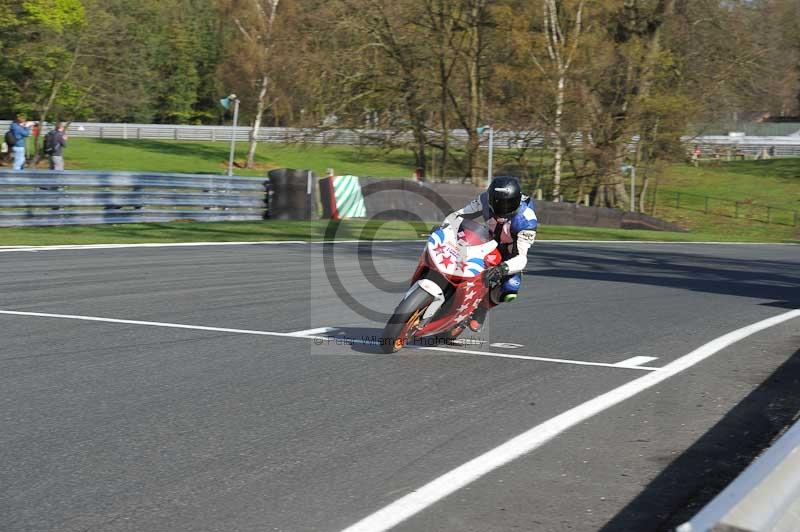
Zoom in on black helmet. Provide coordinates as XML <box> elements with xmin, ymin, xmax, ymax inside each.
<box><xmin>487</xmin><ymin>176</ymin><xmax>522</xmax><ymax>218</ymax></box>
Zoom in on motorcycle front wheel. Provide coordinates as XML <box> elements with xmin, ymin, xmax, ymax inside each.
<box><xmin>380</xmin><ymin>287</ymin><xmax>434</xmax><ymax>354</ymax></box>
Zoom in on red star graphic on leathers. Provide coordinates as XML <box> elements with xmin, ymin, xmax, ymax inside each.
<box><xmin>433</xmin><ymin>243</ymin><xmax>446</xmax><ymax>255</ymax></box>
<box><xmin>439</xmin><ymin>255</ymin><xmax>453</xmax><ymax>268</ymax></box>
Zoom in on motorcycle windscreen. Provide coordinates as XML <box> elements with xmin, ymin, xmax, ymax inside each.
<box><xmin>427</xmin><ymin>217</ymin><xmax>497</xmax><ymax>279</ymax></box>
<box><xmin>457</xmin><ymin>217</ymin><xmax>493</xmax><ymax>245</ymax></box>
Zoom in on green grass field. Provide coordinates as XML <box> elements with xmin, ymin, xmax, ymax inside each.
<box><xmin>0</xmin><ymin>219</ymin><xmax>792</xmax><ymax>247</ymax></box>
<box><xmin>1</xmin><ymin>138</ymin><xmax>797</xmax><ymax>244</ymax></box>
<box><xmin>646</xmin><ymin>158</ymin><xmax>799</xmax><ymax>242</ymax></box>
<box><xmin>659</xmin><ymin>158</ymin><xmax>800</xmax><ymax>208</ymax></box>
<box><xmin>56</xmin><ymin>138</ymin><xmax>417</xmax><ymax>178</ymax></box>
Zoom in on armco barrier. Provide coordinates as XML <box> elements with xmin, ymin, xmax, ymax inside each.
<box><xmin>343</xmin><ymin>179</ymin><xmax>684</xmax><ymax>231</ymax></box>
<box><xmin>677</xmin><ymin>418</ymin><xmax>800</xmax><ymax>532</ymax></box>
<box><xmin>358</xmin><ymin>179</ymin><xmax>474</xmax><ymax>222</ymax></box>
<box><xmin>0</xmin><ymin>170</ymin><xmax>269</xmax><ymax>226</ymax></box>
<box><xmin>536</xmin><ymin>200</ymin><xmax>687</xmax><ymax>232</ymax></box>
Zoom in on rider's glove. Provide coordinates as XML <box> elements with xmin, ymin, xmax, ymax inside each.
<box><xmin>483</xmin><ymin>262</ymin><xmax>509</xmax><ymax>288</ymax></box>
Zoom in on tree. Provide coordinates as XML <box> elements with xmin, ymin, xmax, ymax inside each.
<box><xmin>448</xmin><ymin>0</ymin><xmax>493</xmax><ymax>182</ymax></box>
<box><xmin>0</xmin><ymin>0</ymin><xmax>87</xmax><ymax>124</ymax></box>
<box><xmin>573</xmin><ymin>0</ymin><xmax>681</xmax><ymax>208</ymax></box>
<box><xmin>524</xmin><ymin>0</ymin><xmax>585</xmax><ymax>200</ymax></box>
<box><xmin>217</xmin><ymin>0</ymin><xmax>281</xmax><ymax>168</ymax></box>
<box><xmin>419</xmin><ymin>0</ymin><xmax>462</xmax><ymax>178</ymax></box>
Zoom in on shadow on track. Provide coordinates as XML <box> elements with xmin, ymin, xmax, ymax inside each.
<box><xmin>599</xmin><ymin>348</ymin><xmax>800</xmax><ymax>532</ymax></box>
<box><xmin>524</xmin><ymin>245</ymin><xmax>800</xmax><ymax>309</ymax></box>
<box><xmin>314</xmin><ymin>326</ymin><xmax>479</xmax><ymax>355</ymax></box>
<box><xmin>332</xmin><ymin>242</ymin><xmax>799</xmax><ymax>308</ymax></box>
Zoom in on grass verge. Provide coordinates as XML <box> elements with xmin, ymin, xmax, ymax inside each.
<box><xmin>0</xmin><ymin>219</ymin><xmax>794</xmax><ymax>247</ymax></box>
<box><xmin>45</xmin><ymin>138</ymin><xmax>417</xmax><ymax>178</ymax></box>
<box><xmin>3</xmin><ymin>140</ymin><xmax>797</xmax><ymax>244</ymax></box>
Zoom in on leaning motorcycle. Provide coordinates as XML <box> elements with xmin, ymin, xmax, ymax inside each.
<box><xmin>380</xmin><ymin>217</ymin><xmax>502</xmax><ymax>353</ymax></box>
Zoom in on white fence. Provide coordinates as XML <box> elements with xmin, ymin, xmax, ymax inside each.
<box><xmin>0</xmin><ymin>120</ymin><xmax>486</xmax><ymax>145</ymax></box>
<box><xmin>3</xmin><ymin>121</ymin><xmax>800</xmax><ymax>154</ymax></box>
<box><xmin>690</xmin><ymin>135</ymin><xmax>800</xmax><ymax>157</ymax></box>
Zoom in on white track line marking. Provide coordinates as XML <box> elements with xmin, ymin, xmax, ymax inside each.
<box><xmin>614</xmin><ymin>356</ymin><xmax>659</xmax><ymax>368</ymax></box>
<box><xmin>0</xmin><ymin>310</ymin><xmax>652</xmax><ymax>371</ymax></box>
<box><xmin>0</xmin><ymin>241</ymin><xmax>306</xmax><ymax>253</ymax></box>
<box><xmin>339</xmin><ymin>309</ymin><xmax>800</xmax><ymax>532</ymax></box>
<box><xmin>418</xmin><ymin>345</ymin><xmax>659</xmax><ymax>371</ymax></box>
<box><xmin>489</xmin><ymin>342</ymin><xmax>525</xmax><ymax>349</ymax></box>
<box><xmin>0</xmin><ymin>310</ymin><xmax>323</xmax><ymax>340</ymax></box>
<box><xmin>287</xmin><ymin>326</ymin><xmax>340</xmax><ymax>337</ymax></box>
<box><xmin>0</xmin><ymin>240</ymin><xmax>424</xmax><ymax>254</ymax></box>
<box><xmin>0</xmin><ymin>239</ymin><xmax>794</xmax><ymax>254</ymax></box>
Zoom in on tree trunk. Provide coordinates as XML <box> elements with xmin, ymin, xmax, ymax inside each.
<box><xmin>440</xmin><ymin>97</ymin><xmax>449</xmax><ymax>179</ymax></box>
<box><xmin>613</xmin><ymin>179</ymin><xmax>630</xmax><ymax>209</ymax></box>
<box><xmin>650</xmin><ymin>175</ymin><xmax>660</xmax><ymax>216</ymax></box>
<box><xmin>438</xmin><ymin>13</ymin><xmax>450</xmax><ymax>180</ymax></box>
<box><xmin>413</xmin><ymin>121</ymin><xmax>427</xmax><ymax>177</ymax></box>
<box><xmin>464</xmin><ymin>132</ymin><xmax>480</xmax><ymax>184</ymax></box>
<box><xmin>552</xmin><ymin>74</ymin><xmax>565</xmax><ymax>201</ymax></box>
<box><xmin>639</xmin><ymin>175</ymin><xmax>649</xmax><ymax>213</ymax></box>
<box><xmin>466</xmin><ymin>0</ymin><xmax>484</xmax><ymax>183</ymax></box>
<box><xmin>246</xmin><ymin>74</ymin><xmax>269</xmax><ymax>168</ymax></box>
<box><xmin>467</xmin><ymin>64</ymin><xmax>481</xmax><ymax>182</ymax></box>
<box><xmin>33</xmin><ymin>42</ymin><xmax>82</xmax><ymax>165</ymax></box>
<box><xmin>594</xmin><ymin>183</ymin><xmax>606</xmax><ymax>207</ymax></box>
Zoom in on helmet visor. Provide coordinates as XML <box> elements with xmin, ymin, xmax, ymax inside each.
<box><xmin>491</xmin><ymin>197</ymin><xmax>519</xmax><ymax>218</ymax></box>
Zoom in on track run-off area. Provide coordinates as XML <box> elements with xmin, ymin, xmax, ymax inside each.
<box><xmin>1</xmin><ymin>239</ymin><xmax>798</xmax><ymax>532</ymax></box>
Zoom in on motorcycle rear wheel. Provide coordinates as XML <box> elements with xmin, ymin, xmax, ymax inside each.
<box><xmin>380</xmin><ymin>287</ymin><xmax>434</xmax><ymax>353</ymax></box>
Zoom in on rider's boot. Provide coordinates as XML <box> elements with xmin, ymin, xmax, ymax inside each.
<box><xmin>467</xmin><ymin>303</ymin><xmax>490</xmax><ymax>332</ymax></box>
<box><xmin>468</xmin><ymin>291</ymin><xmax>518</xmax><ymax>332</ymax></box>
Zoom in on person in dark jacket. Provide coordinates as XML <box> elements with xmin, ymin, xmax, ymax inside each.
<box><xmin>45</xmin><ymin>123</ymin><xmax>68</xmax><ymax>170</ymax></box>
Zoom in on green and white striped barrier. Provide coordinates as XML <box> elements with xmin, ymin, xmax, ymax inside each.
<box><xmin>330</xmin><ymin>175</ymin><xmax>366</xmax><ymax>219</ymax></box>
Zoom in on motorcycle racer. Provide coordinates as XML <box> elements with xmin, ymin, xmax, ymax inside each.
<box><xmin>441</xmin><ymin>176</ymin><xmax>537</xmax><ymax>332</ymax></box>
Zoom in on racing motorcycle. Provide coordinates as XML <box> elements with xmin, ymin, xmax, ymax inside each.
<box><xmin>380</xmin><ymin>216</ymin><xmax>502</xmax><ymax>353</ymax></box>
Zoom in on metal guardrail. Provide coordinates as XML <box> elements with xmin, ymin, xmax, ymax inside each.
<box><xmin>0</xmin><ymin>170</ymin><xmax>269</xmax><ymax>226</ymax></box>
<box><xmin>677</xmin><ymin>418</ymin><xmax>800</xmax><ymax>532</ymax></box>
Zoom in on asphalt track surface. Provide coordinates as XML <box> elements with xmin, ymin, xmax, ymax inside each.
<box><xmin>1</xmin><ymin>240</ymin><xmax>798</xmax><ymax>532</ymax></box>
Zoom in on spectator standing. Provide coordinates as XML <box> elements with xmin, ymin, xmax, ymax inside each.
<box><xmin>44</xmin><ymin>123</ymin><xmax>68</xmax><ymax>170</ymax></box>
<box><xmin>8</xmin><ymin>114</ymin><xmax>33</xmax><ymax>170</ymax></box>
<box><xmin>691</xmin><ymin>145</ymin><xmax>701</xmax><ymax>167</ymax></box>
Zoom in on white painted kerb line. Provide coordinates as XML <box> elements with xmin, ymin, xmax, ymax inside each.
<box><xmin>614</xmin><ymin>355</ymin><xmax>659</xmax><ymax>368</ymax></box>
<box><xmin>419</xmin><ymin>345</ymin><xmax>660</xmax><ymax>370</ymax></box>
<box><xmin>339</xmin><ymin>309</ymin><xmax>800</xmax><ymax>532</ymax></box>
<box><xmin>0</xmin><ymin>310</ymin><xmax>658</xmax><ymax>371</ymax></box>
<box><xmin>0</xmin><ymin>310</ymin><xmax>329</xmax><ymax>341</ymax></box>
